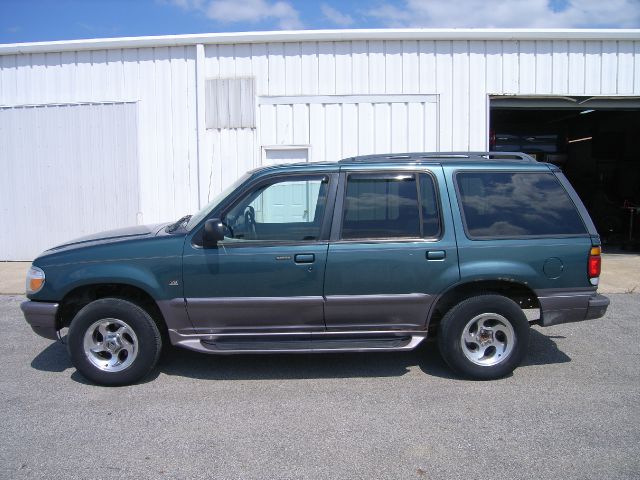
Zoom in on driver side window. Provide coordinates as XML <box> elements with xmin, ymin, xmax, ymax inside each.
<box><xmin>222</xmin><ymin>175</ymin><xmax>329</xmax><ymax>242</ymax></box>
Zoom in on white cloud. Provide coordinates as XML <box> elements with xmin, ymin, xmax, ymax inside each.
<box><xmin>167</xmin><ymin>0</ymin><xmax>303</xmax><ymax>30</ymax></box>
<box><xmin>321</xmin><ymin>3</ymin><xmax>354</xmax><ymax>27</ymax></box>
<box><xmin>366</xmin><ymin>0</ymin><xmax>640</xmax><ymax>28</ymax></box>
<box><xmin>167</xmin><ymin>0</ymin><xmax>205</xmax><ymax>9</ymax></box>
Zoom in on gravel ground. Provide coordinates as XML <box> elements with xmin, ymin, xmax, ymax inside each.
<box><xmin>1</xmin><ymin>294</ymin><xmax>639</xmax><ymax>480</ymax></box>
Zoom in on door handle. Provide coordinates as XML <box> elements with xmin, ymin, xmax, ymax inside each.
<box><xmin>426</xmin><ymin>250</ymin><xmax>446</xmax><ymax>260</ymax></box>
<box><xmin>294</xmin><ymin>253</ymin><xmax>315</xmax><ymax>264</ymax></box>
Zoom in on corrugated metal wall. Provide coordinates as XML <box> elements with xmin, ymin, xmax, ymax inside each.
<box><xmin>202</xmin><ymin>39</ymin><xmax>640</xmax><ymax>191</ymax></box>
<box><xmin>0</xmin><ymin>46</ymin><xmax>200</xmax><ymax>225</ymax></box>
<box><xmin>0</xmin><ymin>102</ymin><xmax>139</xmax><ymax>259</ymax></box>
<box><xmin>1</xmin><ymin>37</ymin><xmax>639</xmax><ymax>259</ymax></box>
<box><xmin>257</xmin><ymin>95</ymin><xmax>439</xmax><ymax>160</ymax></box>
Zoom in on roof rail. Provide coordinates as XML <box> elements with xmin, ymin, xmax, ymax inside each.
<box><xmin>339</xmin><ymin>151</ymin><xmax>538</xmax><ymax>163</ymax></box>
<box><xmin>422</xmin><ymin>151</ymin><xmax>537</xmax><ymax>161</ymax></box>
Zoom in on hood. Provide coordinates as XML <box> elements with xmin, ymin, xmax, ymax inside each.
<box><xmin>45</xmin><ymin>223</ymin><xmax>168</xmax><ymax>253</ymax></box>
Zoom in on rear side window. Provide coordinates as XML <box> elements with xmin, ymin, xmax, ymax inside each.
<box><xmin>341</xmin><ymin>172</ymin><xmax>442</xmax><ymax>240</ymax></box>
<box><xmin>456</xmin><ymin>172</ymin><xmax>586</xmax><ymax>238</ymax></box>
<box><xmin>342</xmin><ymin>174</ymin><xmax>420</xmax><ymax>239</ymax></box>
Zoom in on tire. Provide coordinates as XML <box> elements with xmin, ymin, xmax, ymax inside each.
<box><xmin>67</xmin><ymin>298</ymin><xmax>162</xmax><ymax>386</ymax></box>
<box><xmin>437</xmin><ymin>295</ymin><xmax>529</xmax><ymax>380</ymax></box>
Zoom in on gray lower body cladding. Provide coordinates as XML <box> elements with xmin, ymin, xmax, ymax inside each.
<box><xmin>181</xmin><ymin>294</ymin><xmax>433</xmax><ymax>332</ymax></box>
<box><xmin>536</xmin><ymin>288</ymin><xmax>609</xmax><ymax>327</ymax></box>
<box><xmin>22</xmin><ymin>289</ymin><xmax>610</xmax><ymax>345</ymax></box>
<box><xmin>20</xmin><ymin>301</ymin><xmax>59</xmax><ymax>340</ymax></box>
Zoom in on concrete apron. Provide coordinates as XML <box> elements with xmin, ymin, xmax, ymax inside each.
<box><xmin>1</xmin><ymin>254</ymin><xmax>639</xmax><ymax>295</ymax></box>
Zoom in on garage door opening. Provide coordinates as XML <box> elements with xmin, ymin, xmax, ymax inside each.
<box><xmin>490</xmin><ymin>97</ymin><xmax>640</xmax><ymax>249</ymax></box>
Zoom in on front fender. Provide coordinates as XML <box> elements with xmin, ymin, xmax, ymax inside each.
<box><xmin>29</xmin><ymin>256</ymin><xmax>184</xmax><ymax>302</ymax></box>
<box><xmin>28</xmin><ymin>235</ymin><xmax>186</xmax><ymax>302</ymax></box>
<box><xmin>57</xmin><ymin>262</ymin><xmax>164</xmax><ymax>298</ymax></box>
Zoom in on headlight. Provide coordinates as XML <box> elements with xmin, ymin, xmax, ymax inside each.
<box><xmin>26</xmin><ymin>266</ymin><xmax>46</xmax><ymax>294</ymax></box>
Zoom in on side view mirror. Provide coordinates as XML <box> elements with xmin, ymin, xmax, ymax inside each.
<box><xmin>203</xmin><ymin>218</ymin><xmax>225</xmax><ymax>246</ymax></box>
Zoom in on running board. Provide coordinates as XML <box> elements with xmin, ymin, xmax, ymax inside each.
<box><xmin>168</xmin><ymin>330</ymin><xmax>427</xmax><ymax>354</ymax></box>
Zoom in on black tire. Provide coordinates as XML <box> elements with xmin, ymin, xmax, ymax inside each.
<box><xmin>437</xmin><ymin>295</ymin><xmax>529</xmax><ymax>380</ymax></box>
<box><xmin>67</xmin><ymin>298</ymin><xmax>162</xmax><ymax>386</ymax></box>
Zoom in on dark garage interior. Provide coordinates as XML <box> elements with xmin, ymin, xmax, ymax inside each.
<box><xmin>490</xmin><ymin>97</ymin><xmax>640</xmax><ymax>249</ymax></box>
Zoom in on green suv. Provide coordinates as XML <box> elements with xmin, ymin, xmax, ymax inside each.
<box><xmin>21</xmin><ymin>152</ymin><xmax>609</xmax><ymax>385</ymax></box>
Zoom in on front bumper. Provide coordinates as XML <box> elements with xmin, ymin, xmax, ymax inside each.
<box><xmin>20</xmin><ymin>301</ymin><xmax>59</xmax><ymax>340</ymax></box>
<box><xmin>537</xmin><ymin>289</ymin><xmax>610</xmax><ymax>327</ymax></box>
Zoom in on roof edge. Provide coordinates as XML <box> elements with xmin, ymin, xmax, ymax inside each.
<box><xmin>1</xmin><ymin>28</ymin><xmax>639</xmax><ymax>56</ymax></box>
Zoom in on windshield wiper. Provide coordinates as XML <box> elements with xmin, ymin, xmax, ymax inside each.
<box><xmin>165</xmin><ymin>215</ymin><xmax>192</xmax><ymax>233</ymax></box>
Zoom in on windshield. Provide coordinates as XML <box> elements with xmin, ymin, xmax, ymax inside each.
<box><xmin>185</xmin><ymin>173</ymin><xmax>251</xmax><ymax>231</ymax></box>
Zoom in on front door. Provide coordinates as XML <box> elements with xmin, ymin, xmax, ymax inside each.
<box><xmin>182</xmin><ymin>172</ymin><xmax>335</xmax><ymax>333</ymax></box>
<box><xmin>323</xmin><ymin>167</ymin><xmax>460</xmax><ymax>331</ymax></box>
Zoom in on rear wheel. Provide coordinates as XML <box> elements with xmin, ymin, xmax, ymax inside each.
<box><xmin>437</xmin><ymin>295</ymin><xmax>529</xmax><ymax>380</ymax></box>
<box><xmin>67</xmin><ymin>298</ymin><xmax>162</xmax><ymax>386</ymax></box>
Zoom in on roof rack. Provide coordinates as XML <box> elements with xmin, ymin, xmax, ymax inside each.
<box><xmin>339</xmin><ymin>151</ymin><xmax>537</xmax><ymax>163</ymax></box>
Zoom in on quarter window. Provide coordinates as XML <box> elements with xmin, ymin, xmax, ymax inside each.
<box><xmin>456</xmin><ymin>172</ymin><xmax>586</xmax><ymax>238</ymax></box>
<box><xmin>420</xmin><ymin>174</ymin><xmax>441</xmax><ymax>238</ymax></box>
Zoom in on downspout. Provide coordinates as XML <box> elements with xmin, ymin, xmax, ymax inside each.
<box><xmin>195</xmin><ymin>43</ymin><xmax>206</xmax><ymax>209</ymax></box>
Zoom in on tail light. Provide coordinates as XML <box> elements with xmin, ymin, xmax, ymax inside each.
<box><xmin>588</xmin><ymin>246</ymin><xmax>601</xmax><ymax>285</ymax></box>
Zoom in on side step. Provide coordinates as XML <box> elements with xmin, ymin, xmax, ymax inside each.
<box><xmin>169</xmin><ymin>330</ymin><xmax>427</xmax><ymax>354</ymax></box>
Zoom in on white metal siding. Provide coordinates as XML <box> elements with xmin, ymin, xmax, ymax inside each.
<box><xmin>0</xmin><ymin>46</ymin><xmax>200</xmax><ymax>226</ymax></box>
<box><xmin>202</xmin><ymin>40</ymin><xmax>640</xmax><ymax>191</ymax></box>
<box><xmin>0</xmin><ymin>102</ymin><xmax>138</xmax><ymax>260</ymax></box>
<box><xmin>257</xmin><ymin>94</ymin><xmax>438</xmax><ymax>163</ymax></box>
<box><xmin>0</xmin><ymin>34</ymin><xmax>639</xmax><ymax>259</ymax></box>
<box><xmin>200</xmin><ymin>128</ymin><xmax>256</xmax><ymax>205</ymax></box>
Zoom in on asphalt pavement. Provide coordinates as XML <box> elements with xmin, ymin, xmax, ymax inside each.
<box><xmin>1</xmin><ymin>294</ymin><xmax>639</xmax><ymax>480</ymax></box>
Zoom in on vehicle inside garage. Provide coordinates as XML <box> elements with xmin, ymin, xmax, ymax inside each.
<box><xmin>490</xmin><ymin>97</ymin><xmax>640</xmax><ymax>248</ymax></box>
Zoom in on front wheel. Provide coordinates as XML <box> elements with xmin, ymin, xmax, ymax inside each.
<box><xmin>437</xmin><ymin>295</ymin><xmax>530</xmax><ymax>380</ymax></box>
<box><xmin>67</xmin><ymin>298</ymin><xmax>162</xmax><ymax>386</ymax></box>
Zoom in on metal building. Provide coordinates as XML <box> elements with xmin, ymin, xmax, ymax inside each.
<box><xmin>1</xmin><ymin>29</ymin><xmax>639</xmax><ymax>260</ymax></box>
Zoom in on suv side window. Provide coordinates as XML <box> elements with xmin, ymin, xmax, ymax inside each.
<box><xmin>420</xmin><ymin>173</ymin><xmax>441</xmax><ymax>238</ymax></box>
<box><xmin>456</xmin><ymin>171</ymin><xmax>587</xmax><ymax>238</ymax></box>
<box><xmin>342</xmin><ymin>173</ymin><xmax>439</xmax><ymax>240</ymax></box>
<box><xmin>222</xmin><ymin>175</ymin><xmax>329</xmax><ymax>242</ymax></box>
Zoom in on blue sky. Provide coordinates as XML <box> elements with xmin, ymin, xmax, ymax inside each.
<box><xmin>1</xmin><ymin>0</ymin><xmax>639</xmax><ymax>44</ymax></box>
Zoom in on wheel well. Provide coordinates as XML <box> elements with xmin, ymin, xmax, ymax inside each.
<box><xmin>57</xmin><ymin>284</ymin><xmax>167</xmax><ymax>333</ymax></box>
<box><xmin>427</xmin><ymin>280</ymin><xmax>539</xmax><ymax>334</ymax></box>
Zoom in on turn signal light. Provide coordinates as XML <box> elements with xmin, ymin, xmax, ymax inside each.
<box><xmin>29</xmin><ymin>277</ymin><xmax>44</xmax><ymax>292</ymax></box>
<box><xmin>26</xmin><ymin>266</ymin><xmax>46</xmax><ymax>294</ymax></box>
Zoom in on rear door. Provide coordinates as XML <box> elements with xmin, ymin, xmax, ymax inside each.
<box><xmin>323</xmin><ymin>166</ymin><xmax>460</xmax><ymax>331</ymax></box>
